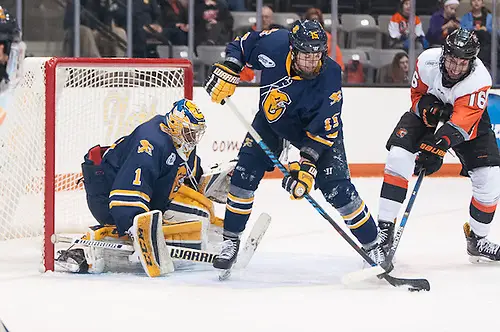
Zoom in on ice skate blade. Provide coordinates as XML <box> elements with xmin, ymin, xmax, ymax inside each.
<box><xmin>218</xmin><ymin>269</ymin><xmax>231</xmax><ymax>281</ymax></box>
<box><xmin>468</xmin><ymin>255</ymin><xmax>499</xmax><ymax>264</ymax></box>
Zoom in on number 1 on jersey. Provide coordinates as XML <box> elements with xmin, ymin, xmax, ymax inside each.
<box><xmin>133</xmin><ymin>168</ymin><xmax>142</xmax><ymax>186</ymax></box>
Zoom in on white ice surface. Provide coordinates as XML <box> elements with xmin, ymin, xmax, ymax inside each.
<box><xmin>1</xmin><ymin>178</ymin><xmax>500</xmax><ymax>332</ymax></box>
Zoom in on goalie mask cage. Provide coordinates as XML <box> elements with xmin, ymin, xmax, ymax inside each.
<box><xmin>0</xmin><ymin>57</ymin><xmax>193</xmax><ymax>272</ymax></box>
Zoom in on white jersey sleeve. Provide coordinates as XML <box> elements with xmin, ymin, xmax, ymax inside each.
<box><xmin>409</xmin><ymin>47</ymin><xmax>492</xmax><ymax>141</ymax></box>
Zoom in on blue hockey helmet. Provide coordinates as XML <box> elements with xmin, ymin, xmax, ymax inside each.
<box><xmin>163</xmin><ymin>98</ymin><xmax>206</xmax><ymax>152</ymax></box>
<box><xmin>289</xmin><ymin>19</ymin><xmax>327</xmax><ymax>79</ymax></box>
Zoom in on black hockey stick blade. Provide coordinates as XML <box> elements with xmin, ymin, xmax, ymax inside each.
<box><xmin>383</xmin><ymin>274</ymin><xmax>430</xmax><ymax>292</ymax></box>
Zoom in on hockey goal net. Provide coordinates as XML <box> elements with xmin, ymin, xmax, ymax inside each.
<box><xmin>0</xmin><ymin>57</ymin><xmax>193</xmax><ymax>272</ymax></box>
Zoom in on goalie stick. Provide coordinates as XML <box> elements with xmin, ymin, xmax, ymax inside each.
<box><xmin>52</xmin><ymin>212</ymin><xmax>271</xmax><ymax>273</ymax></box>
<box><xmin>341</xmin><ymin>170</ymin><xmax>425</xmax><ymax>285</ymax></box>
<box><xmin>225</xmin><ymin>99</ymin><xmax>430</xmax><ymax>292</ymax></box>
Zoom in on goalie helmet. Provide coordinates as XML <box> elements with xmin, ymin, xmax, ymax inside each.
<box><xmin>163</xmin><ymin>99</ymin><xmax>206</xmax><ymax>154</ymax></box>
<box><xmin>289</xmin><ymin>19</ymin><xmax>327</xmax><ymax>79</ymax></box>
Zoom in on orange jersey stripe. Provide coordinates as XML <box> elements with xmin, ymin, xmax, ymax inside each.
<box><xmin>451</xmin><ymin>86</ymin><xmax>490</xmax><ymax>139</ymax></box>
<box><xmin>383</xmin><ymin>173</ymin><xmax>408</xmax><ymax>189</ymax></box>
<box><xmin>471</xmin><ymin>197</ymin><xmax>497</xmax><ymax>214</ymax></box>
<box><xmin>410</xmin><ymin>59</ymin><xmax>429</xmax><ymax>112</ymax></box>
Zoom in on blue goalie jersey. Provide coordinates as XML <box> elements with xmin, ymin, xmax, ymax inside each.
<box><xmin>99</xmin><ymin>115</ymin><xmax>200</xmax><ymax>234</ymax></box>
<box><xmin>226</xmin><ymin>28</ymin><xmax>344</xmax><ymax>160</ymax></box>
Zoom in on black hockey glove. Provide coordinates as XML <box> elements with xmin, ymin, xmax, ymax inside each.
<box><xmin>282</xmin><ymin>160</ymin><xmax>317</xmax><ymax>200</ymax></box>
<box><xmin>418</xmin><ymin>95</ymin><xmax>453</xmax><ymax>128</ymax></box>
<box><xmin>204</xmin><ymin>61</ymin><xmax>241</xmax><ymax>105</ymax></box>
<box><xmin>414</xmin><ymin>137</ymin><xmax>450</xmax><ymax>176</ymax></box>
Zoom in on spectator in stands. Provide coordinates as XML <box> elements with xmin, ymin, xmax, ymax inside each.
<box><xmin>159</xmin><ymin>0</ymin><xmax>189</xmax><ymax>45</ymax></box>
<box><xmin>113</xmin><ymin>0</ymin><xmax>165</xmax><ymax>57</ymax></box>
<box><xmin>426</xmin><ymin>0</ymin><xmax>460</xmax><ymax>46</ymax></box>
<box><xmin>345</xmin><ymin>54</ymin><xmax>365</xmax><ymax>84</ymax></box>
<box><xmin>388</xmin><ymin>0</ymin><xmax>428</xmax><ymax>52</ymax></box>
<box><xmin>460</xmin><ymin>0</ymin><xmax>492</xmax><ymax>69</ymax></box>
<box><xmin>226</xmin><ymin>0</ymin><xmax>246</xmax><ymax>11</ymax></box>
<box><xmin>304</xmin><ymin>7</ymin><xmax>344</xmax><ymax>72</ymax></box>
<box><xmin>195</xmin><ymin>0</ymin><xmax>234</xmax><ymax>46</ymax></box>
<box><xmin>63</xmin><ymin>0</ymin><xmax>125</xmax><ymax>58</ymax></box>
<box><xmin>377</xmin><ymin>52</ymin><xmax>410</xmax><ymax>84</ymax></box>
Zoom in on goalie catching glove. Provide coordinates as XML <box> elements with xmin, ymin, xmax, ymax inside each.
<box><xmin>282</xmin><ymin>160</ymin><xmax>317</xmax><ymax>199</ymax></box>
<box><xmin>204</xmin><ymin>61</ymin><xmax>241</xmax><ymax>105</ymax></box>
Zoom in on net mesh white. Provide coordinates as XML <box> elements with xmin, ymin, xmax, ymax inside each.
<box><xmin>0</xmin><ymin>57</ymin><xmax>189</xmax><ymax>268</ymax></box>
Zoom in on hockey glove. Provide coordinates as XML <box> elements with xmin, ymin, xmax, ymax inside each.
<box><xmin>204</xmin><ymin>62</ymin><xmax>241</xmax><ymax>105</ymax></box>
<box><xmin>418</xmin><ymin>95</ymin><xmax>453</xmax><ymax>127</ymax></box>
<box><xmin>414</xmin><ymin>137</ymin><xmax>450</xmax><ymax>176</ymax></box>
<box><xmin>282</xmin><ymin>160</ymin><xmax>317</xmax><ymax>200</ymax></box>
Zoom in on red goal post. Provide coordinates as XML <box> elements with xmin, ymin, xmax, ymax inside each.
<box><xmin>0</xmin><ymin>57</ymin><xmax>193</xmax><ymax>272</ymax></box>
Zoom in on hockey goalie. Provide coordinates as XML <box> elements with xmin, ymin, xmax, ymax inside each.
<box><xmin>56</xmin><ymin>99</ymin><xmax>238</xmax><ymax>277</ymax></box>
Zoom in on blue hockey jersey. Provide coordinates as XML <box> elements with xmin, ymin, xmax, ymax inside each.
<box><xmin>101</xmin><ymin>115</ymin><xmax>200</xmax><ymax>234</ymax></box>
<box><xmin>226</xmin><ymin>28</ymin><xmax>344</xmax><ymax>161</ymax></box>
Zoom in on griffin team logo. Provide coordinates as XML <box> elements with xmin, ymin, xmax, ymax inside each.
<box><xmin>243</xmin><ymin>137</ymin><xmax>253</xmax><ymax>147</ymax></box>
<box><xmin>396</xmin><ymin>128</ymin><xmax>408</xmax><ymax>138</ymax></box>
<box><xmin>329</xmin><ymin>90</ymin><xmax>342</xmax><ymax>105</ymax></box>
<box><xmin>262</xmin><ymin>89</ymin><xmax>291</xmax><ymax>123</ymax></box>
<box><xmin>137</xmin><ymin>139</ymin><xmax>154</xmax><ymax>156</ymax></box>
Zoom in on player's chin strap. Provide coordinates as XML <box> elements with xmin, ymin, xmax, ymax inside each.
<box><xmin>224</xmin><ymin>98</ymin><xmax>430</xmax><ymax>292</ymax></box>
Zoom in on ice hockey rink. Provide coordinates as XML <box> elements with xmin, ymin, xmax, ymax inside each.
<box><xmin>0</xmin><ymin>177</ymin><xmax>499</xmax><ymax>332</ymax></box>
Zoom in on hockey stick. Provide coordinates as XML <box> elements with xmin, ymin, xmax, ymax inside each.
<box><xmin>225</xmin><ymin>99</ymin><xmax>430</xmax><ymax>291</ymax></box>
<box><xmin>52</xmin><ymin>235</ymin><xmax>219</xmax><ymax>264</ymax></box>
<box><xmin>218</xmin><ymin>212</ymin><xmax>271</xmax><ymax>280</ymax></box>
<box><xmin>52</xmin><ymin>212</ymin><xmax>271</xmax><ymax>271</ymax></box>
<box><xmin>341</xmin><ymin>169</ymin><xmax>425</xmax><ymax>284</ymax></box>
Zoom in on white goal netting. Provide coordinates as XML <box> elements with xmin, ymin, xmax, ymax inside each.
<box><xmin>0</xmin><ymin>57</ymin><xmax>192</xmax><ymax>270</ymax></box>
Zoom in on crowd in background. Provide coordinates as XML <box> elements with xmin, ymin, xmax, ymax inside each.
<box><xmin>59</xmin><ymin>0</ymin><xmax>500</xmax><ymax>85</ymax></box>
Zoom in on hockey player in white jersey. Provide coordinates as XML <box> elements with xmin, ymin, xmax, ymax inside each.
<box><xmin>378</xmin><ymin>28</ymin><xmax>500</xmax><ymax>263</ymax></box>
<box><xmin>0</xmin><ymin>6</ymin><xmax>25</xmax><ymax>125</ymax></box>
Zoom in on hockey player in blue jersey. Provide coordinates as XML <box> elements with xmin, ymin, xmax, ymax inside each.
<box><xmin>56</xmin><ymin>99</ymin><xmax>234</xmax><ymax>277</ymax></box>
<box><xmin>204</xmin><ymin>20</ymin><xmax>389</xmax><ymax>271</ymax></box>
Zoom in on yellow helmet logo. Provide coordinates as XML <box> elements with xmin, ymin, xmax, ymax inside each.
<box><xmin>185</xmin><ymin>100</ymin><xmax>204</xmax><ymax>121</ymax></box>
<box><xmin>292</xmin><ymin>25</ymin><xmax>299</xmax><ymax>34</ymax></box>
<box><xmin>310</xmin><ymin>31</ymin><xmax>319</xmax><ymax>40</ymax></box>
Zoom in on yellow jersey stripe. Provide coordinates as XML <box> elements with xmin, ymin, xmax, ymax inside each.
<box><xmin>342</xmin><ymin>202</ymin><xmax>366</xmax><ymax>221</ymax></box>
<box><xmin>226</xmin><ymin>204</ymin><xmax>252</xmax><ymax>215</ymax></box>
<box><xmin>227</xmin><ymin>192</ymin><xmax>254</xmax><ymax>204</ymax></box>
<box><xmin>110</xmin><ymin>190</ymin><xmax>151</xmax><ymax>202</ymax></box>
<box><xmin>306</xmin><ymin>131</ymin><xmax>334</xmax><ymax>147</ymax></box>
<box><xmin>109</xmin><ymin>200</ymin><xmax>150</xmax><ymax>212</ymax></box>
<box><xmin>348</xmin><ymin>213</ymin><xmax>371</xmax><ymax>230</ymax></box>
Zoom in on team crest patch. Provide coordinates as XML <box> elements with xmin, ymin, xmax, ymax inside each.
<box><xmin>258</xmin><ymin>54</ymin><xmax>276</xmax><ymax>68</ymax></box>
<box><xmin>396</xmin><ymin>128</ymin><xmax>408</xmax><ymax>138</ymax></box>
<box><xmin>329</xmin><ymin>90</ymin><xmax>342</xmax><ymax>105</ymax></box>
<box><xmin>243</xmin><ymin>137</ymin><xmax>253</xmax><ymax>147</ymax></box>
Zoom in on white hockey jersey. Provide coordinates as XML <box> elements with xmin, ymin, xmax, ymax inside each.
<box><xmin>411</xmin><ymin>47</ymin><xmax>492</xmax><ymax>141</ymax></box>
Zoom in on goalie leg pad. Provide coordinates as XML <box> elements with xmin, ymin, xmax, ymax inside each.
<box><xmin>129</xmin><ymin>210</ymin><xmax>174</xmax><ymax>277</ymax></box>
<box><xmin>163</xmin><ymin>220</ymin><xmax>203</xmax><ymax>250</ymax></box>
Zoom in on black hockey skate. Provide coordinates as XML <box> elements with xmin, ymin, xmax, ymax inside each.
<box><xmin>464</xmin><ymin>222</ymin><xmax>500</xmax><ymax>263</ymax></box>
<box><xmin>363</xmin><ymin>241</ymin><xmax>393</xmax><ymax>273</ymax></box>
<box><xmin>213</xmin><ymin>234</ymin><xmax>240</xmax><ymax>270</ymax></box>
<box><xmin>378</xmin><ymin>220</ymin><xmax>395</xmax><ymax>255</ymax></box>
